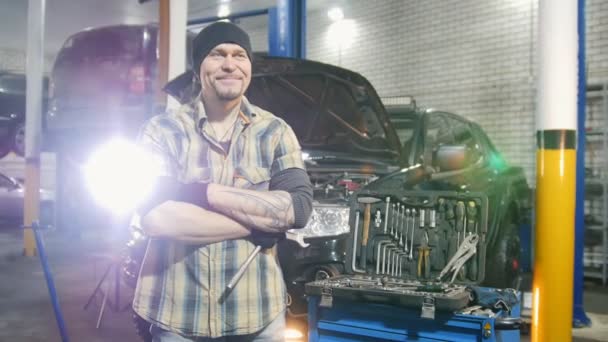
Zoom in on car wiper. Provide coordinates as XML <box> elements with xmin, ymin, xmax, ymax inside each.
<box><xmin>304</xmin><ymin>153</ymin><xmax>394</xmax><ymax>167</ymax></box>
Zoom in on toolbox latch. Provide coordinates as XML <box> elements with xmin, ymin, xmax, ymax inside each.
<box><xmin>421</xmin><ymin>295</ymin><xmax>436</xmax><ymax>320</ymax></box>
<box><xmin>319</xmin><ymin>286</ymin><xmax>333</xmax><ymax>308</ymax></box>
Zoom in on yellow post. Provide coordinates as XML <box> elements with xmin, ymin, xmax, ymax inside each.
<box><xmin>23</xmin><ymin>162</ymin><xmax>40</xmax><ymax>256</ymax></box>
<box><xmin>533</xmin><ymin>132</ymin><xmax>576</xmax><ymax>341</ymax></box>
<box><xmin>533</xmin><ymin>1</ymin><xmax>578</xmax><ymax>340</ymax></box>
<box><xmin>23</xmin><ymin>0</ymin><xmax>46</xmax><ymax>256</ymax></box>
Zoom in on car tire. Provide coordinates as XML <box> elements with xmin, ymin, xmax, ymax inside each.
<box><xmin>12</xmin><ymin>122</ymin><xmax>25</xmax><ymax>157</ymax></box>
<box><xmin>309</xmin><ymin>263</ymin><xmax>344</xmax><ymax>281</ymax></box>
<box><xmin>133</xmin><ymin>311</ymin><xmax>152</xmax><ymax>342</ymax></box>
<box><xmin>484</xmin><ymin>213</ymin><xmax>522</xmax><ymax>289</ymax></box>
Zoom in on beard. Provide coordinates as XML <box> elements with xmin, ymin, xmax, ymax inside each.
<box><xmin>210</xmin><ymin>80</ymin><xmax>245</xmax><ymax>101</ymax></box>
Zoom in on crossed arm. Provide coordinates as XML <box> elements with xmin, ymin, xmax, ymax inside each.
<box><xmin>141</xmin><ymin>188</ymin><xmax>295</xmax><ymax>244</ymax></box>
<box><xmin>137</xmin><ymin>119</ymin><xmax>307</xmax><ymax>244</ymax></box>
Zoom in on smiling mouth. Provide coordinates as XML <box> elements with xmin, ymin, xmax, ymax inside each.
<box><xmin>217</xmin><ymin>76</ymin><xmax>242</xmax><ymax>81</ymax></box>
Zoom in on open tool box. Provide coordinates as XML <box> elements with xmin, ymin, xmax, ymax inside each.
<box><xmin>305</xmin><ymin>190</ymin><xmax>521</xmax><ymax>341</ymax></box>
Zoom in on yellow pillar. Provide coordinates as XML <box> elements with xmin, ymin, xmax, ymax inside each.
<box><xmin>533</xmin><ymin>1</ymin><xmax>578</xmax><ymax>340</ymax></box>
<box><xmin>23</xmin><ymin>162</ymin><xmax>40</xmax><ymax>256</ymax></box>
<box><xmin>533</xmin><ymin>131</ymin><xmax>576</xmax><ymax>341</ymax></box>
<box><xmin>23</xmin><ymin>0</ymin><xmax>46</xmax><ymax>256</ymax></box>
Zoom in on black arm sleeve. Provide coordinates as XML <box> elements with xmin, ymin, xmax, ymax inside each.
<box><xmin>269</xmin><ymin>168</ymin><xmax>314</xmax><ymax>229</ymax></box>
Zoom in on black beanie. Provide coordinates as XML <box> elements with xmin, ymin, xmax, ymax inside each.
<box><xmin>192</xmin><ymin>21</ymin><xmax>252</xmax><ymax>73</ymax></box>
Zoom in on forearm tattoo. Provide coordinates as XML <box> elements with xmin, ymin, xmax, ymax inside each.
<box><xmin>213</xmin><ymin>189</ymin><xmax>294</xmax><ymax>232</ymax></box>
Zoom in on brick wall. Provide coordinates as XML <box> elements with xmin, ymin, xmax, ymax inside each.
<box><xmin>306</xmin><ymin>0</ymin><xmax>607</xmax><ymax>187</ymax></box>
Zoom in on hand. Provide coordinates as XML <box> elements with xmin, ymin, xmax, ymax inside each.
<box><xmin>250</xmin><ymin>231</ymin><xmax>285</xmax><ymax>249</ymax></box>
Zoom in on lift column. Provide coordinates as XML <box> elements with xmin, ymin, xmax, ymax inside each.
<box><xmin>533</xmin><ymin>0</ymin><xmax>577</xmax><ymax>341</ymax></box>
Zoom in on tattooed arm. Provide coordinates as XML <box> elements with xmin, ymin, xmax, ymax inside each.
<box><xmin>142</xmin><ymin>201</ymin><xmax>251</xmax><ymax>243</ymax></box>
<box><xmin>205</xmin><ymin>123</ymin><xmax>313</xmax><ymax>233</ymax></box>
<box><xmin>207</xmin><ymin>184</ymin><xmax>295</xmax><ymax>233</ymax></box>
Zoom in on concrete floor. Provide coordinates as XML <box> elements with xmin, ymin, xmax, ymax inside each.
<box><xmin>1</xmin><ymin>225</ymin><xmax>607</xmax><ymax>342</ymax></box>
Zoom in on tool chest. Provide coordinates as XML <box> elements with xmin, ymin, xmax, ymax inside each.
<box><xmin>305</xmin><ymin>190</ymin><xmax>521</xmax><ymax>341</ymax></box>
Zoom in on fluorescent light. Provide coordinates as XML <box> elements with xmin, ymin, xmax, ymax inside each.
<box><xmin>218</xmin><ymin>4</ymin><xmax>230</xmax><ymax>18</ymax></box>
<box><xmin>327</xmin><ymin>7</ymin><xmax>344</xmax><ymax>22</ymax></box>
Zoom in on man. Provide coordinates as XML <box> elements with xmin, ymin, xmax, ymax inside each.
<box><xmin>133</xmin><ymin>22</ymin><xmax>313</xmax><ymax>341</ymax></box>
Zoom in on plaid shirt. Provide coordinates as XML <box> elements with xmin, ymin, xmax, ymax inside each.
<box><xmin>132</xmin><ymin>96</ymin><xmax>305</xmax><ymax>337</ymax></box>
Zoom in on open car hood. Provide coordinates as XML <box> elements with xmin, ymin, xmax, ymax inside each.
<box><xmin>164</xmin><ymin>56</ymin><xmax>402</xmax><ymax>163</ymax></box>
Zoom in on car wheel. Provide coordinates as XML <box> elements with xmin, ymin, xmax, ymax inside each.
<box><xmin>133</xmin><ymin>311</ymin><xmax>152</xmax><ymax>342</ymax></box>
<box><xmin>12</xmin><ymin>122</ymin><xmax>25</xmax><ymax>157</ymax></box>
<box><xmin>484</xmin><ymin>214</ymin><xmax>521</xmax><ymax>289</ymax></box>
<box><xmin>309</xmin><ymin>263</ymin><xmax>343</xmax><ymax>281</ymax></box>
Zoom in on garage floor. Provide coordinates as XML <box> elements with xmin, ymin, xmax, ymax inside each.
<box><xmin>0</xmin><ymin>226</ymin><xmax>606</xmax><ymax>342</ymax></box>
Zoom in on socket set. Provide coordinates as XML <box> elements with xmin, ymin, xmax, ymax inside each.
<box><xmin>306</xmin><ymin>190</ymin><xmax>489</xmax><ymax>312</ymax></box>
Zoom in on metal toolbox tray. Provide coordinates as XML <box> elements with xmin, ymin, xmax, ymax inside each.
<box><xmin>305</xmin><ymin>190</ymin><xmax>489</xmax><ymax>312</ymax></box>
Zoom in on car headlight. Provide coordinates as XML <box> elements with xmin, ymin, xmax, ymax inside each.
<box><xmin>289</xmin><ymin>204</ymin><xmax>350</xmax><ymax>239</ymax></box>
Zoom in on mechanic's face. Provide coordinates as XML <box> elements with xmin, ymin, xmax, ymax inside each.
<box><xmin>200</xmin><ymin>43</ymin><xmax>251</xmax><ymax>103</ymax></box>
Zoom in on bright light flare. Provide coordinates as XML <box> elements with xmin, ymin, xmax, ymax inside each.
<box><xmin>85</xmin><ymin>139</ymin><xmax>162</xmax><ymax>215</ymax></box>
<box><xmin>284</xmin><ymin>327</ymin><xmax>304</xmax><ymax>340</ymax></box>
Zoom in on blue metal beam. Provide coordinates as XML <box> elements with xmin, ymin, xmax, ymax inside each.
<box><xmin>573</xmin><ymin>0</ymin><xmax>591</xmax><ymax>328</ymax></box>
<box><xmin>268</xmin><ymin>0</ymin><xmax>306</xmax><ymax>58</ymax></box>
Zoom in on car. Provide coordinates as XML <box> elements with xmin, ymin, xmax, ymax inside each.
<box><xmin>49</xmin><ymin>24</ymin><xmax>530</xmax><ymax>341</ymax></box>
<box><xmin>0</xmin><ymin>171</ymin><xmax>55</xmax><ymax>227</ymax></box>
<box><xmin>0</xmin><ymin>72</ymin><xmax>49</xmax><ymax>158</ymax></box>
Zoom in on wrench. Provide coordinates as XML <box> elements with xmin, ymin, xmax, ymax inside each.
<box><xmin>409</xmin><ymin>209</ymin><xmax>416</xmax><ymax>260</ymax></box>
<box><xmin>404</xmin><ymin>208</ymin><xmax>410</xmax><ymax>253</ymax></box>
<box><xmin>383</xmin><ymin>197</ymin><xmax>391</xmax><ymax>234</ymax></box>
<box><xmin>398</xmin><ymin>204</ymin><xmax>405</xmax><ymax>247</ymax></box>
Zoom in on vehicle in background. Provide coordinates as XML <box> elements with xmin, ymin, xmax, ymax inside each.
<box><xmin>0</xmin><ymin>72</ymin><xmax>49</xmax><ymax>158</ymax></box>
<box><xmin>47</xmin><ymin>24</ymin><xmax>160</xmax><ymax>158</ymax></box>
<box><xmin>0</xmin><ymin>171</ymin><xmax>54</xmax><ymax>227</ymax></box>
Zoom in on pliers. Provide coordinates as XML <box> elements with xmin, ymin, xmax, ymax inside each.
<box><xmin>437</xmin><ymin>234</ymin><xmax>479</xmax><ymax>283</ymax></box>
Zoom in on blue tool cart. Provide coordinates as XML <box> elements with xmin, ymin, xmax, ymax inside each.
<box><xmin>305</xmin><ymin>190</ymin><xmax>522</xmax><ymax>341</ymax></box>
<box><xmin>307</xmin><ymin>286</ymin><xmax>521</xmax><ymax>342</ymax></box>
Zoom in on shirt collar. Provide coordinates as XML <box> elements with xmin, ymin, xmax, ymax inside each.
<box><xmin>194</xmin><ymin>95</ymin><xmax>258</xmax><ymax>132</ymax></box>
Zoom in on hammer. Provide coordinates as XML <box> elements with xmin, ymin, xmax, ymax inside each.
<box><xmin>358</xmin><ymin>196</ymin><xmax>381</xmax><ymax>270</ymax></box>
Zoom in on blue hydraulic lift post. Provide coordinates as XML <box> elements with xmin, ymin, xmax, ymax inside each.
<box><xmin>573</xmin><ymin>0</ymin><xmax>591</xmax><ymax>328</ymax></box>
<box><xmin>268</xmin><ymin>0</ymin><xmax>306</xmax><ymax>58</ymax></box>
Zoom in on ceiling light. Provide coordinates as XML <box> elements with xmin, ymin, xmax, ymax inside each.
<box><xmin>327</xmin><ymin>7</ymin><xmax>344</xmax><ymax>22</ymax></box>
<box><xmin>218</xmin><ymin>4</ymin><xmax>230</xmax><ymax>18</ymax></box>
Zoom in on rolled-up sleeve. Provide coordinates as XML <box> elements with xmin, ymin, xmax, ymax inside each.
<box><xmin>271</xmin><ymin>123</ymin><xmax>305</xmax><ymax>175</ymax></box>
